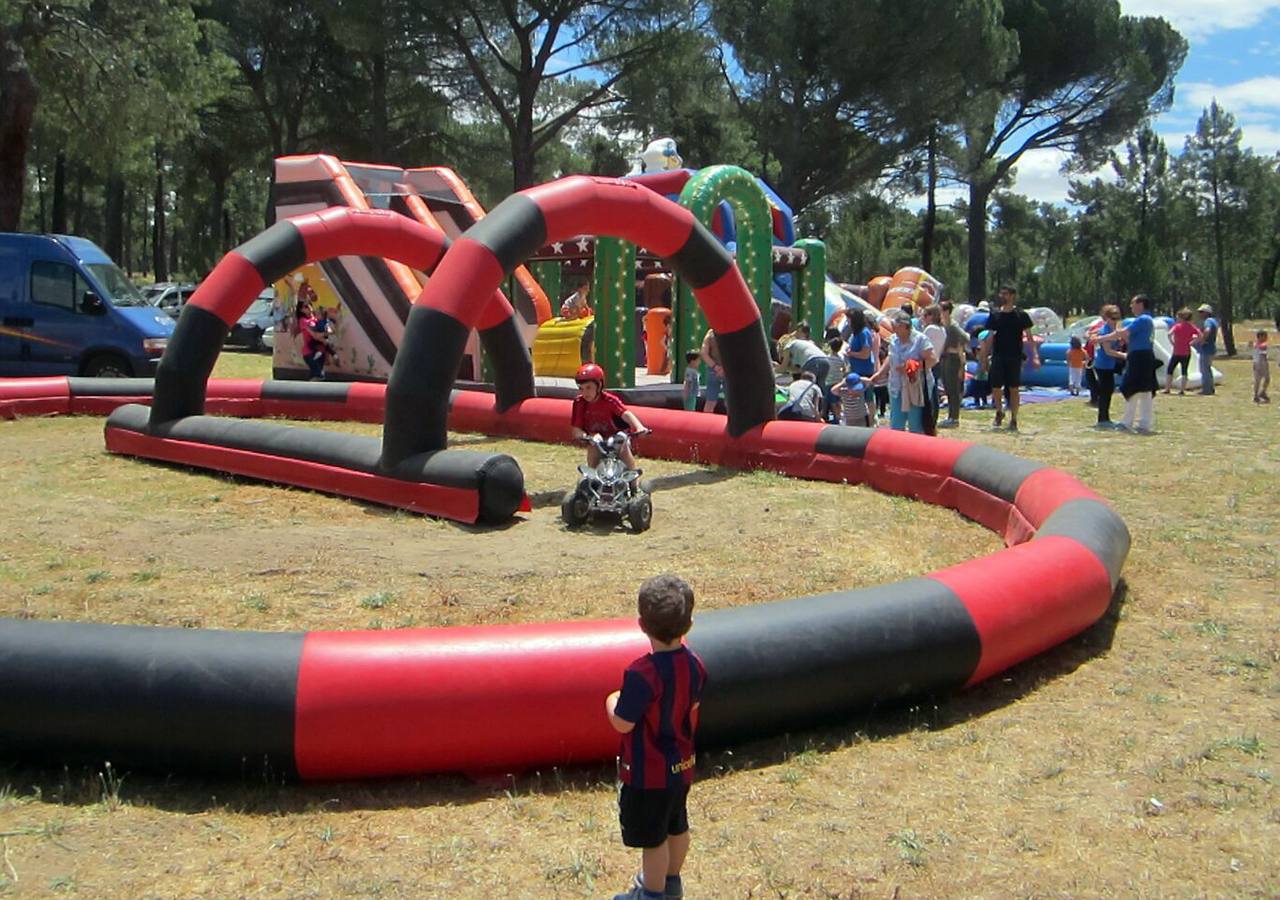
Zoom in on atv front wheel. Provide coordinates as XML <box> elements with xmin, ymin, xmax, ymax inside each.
<box><xmin>561</xmin><ymin>486</ymin><xmax>591</xmax><ymax>527</ymax></box>
<box><xmin>626</xmin><ymin>493</ymin><xmax>653</xmax><ymax>533</ymax></box>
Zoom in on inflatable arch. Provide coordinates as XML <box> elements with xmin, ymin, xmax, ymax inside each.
<box><xmin>0</xmin><ymin>175</ymin><xmax>1130</xmax><ymax>781</ymax></box>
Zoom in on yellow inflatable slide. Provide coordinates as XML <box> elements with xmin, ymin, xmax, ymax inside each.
<box><xmin>532</xmin><ymin>316</ymin><xmax>594</xmax><ymax>377</ymax></box>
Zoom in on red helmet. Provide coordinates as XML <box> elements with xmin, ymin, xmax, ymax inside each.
<box><xmin>574</xmin><ymin>362</ymin><xmax>605</xmax><ymax>385</ymax></box>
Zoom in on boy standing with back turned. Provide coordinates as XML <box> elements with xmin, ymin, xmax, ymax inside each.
<box><xmin>605</xmin><ymin>574</ymin><xmax>707</xmax><ymax>900</ymax></box>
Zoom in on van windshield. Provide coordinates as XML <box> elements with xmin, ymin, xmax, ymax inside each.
<box><xmin>85</xmin><ymin>263</ymin><xmax>148</xmax><ymax>307</ymax></box>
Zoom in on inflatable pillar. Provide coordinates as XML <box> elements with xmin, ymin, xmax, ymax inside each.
<box><xmin>592</xmin><ymin>236</ymin><xmax>638</xmax><ymax>387</ymax></box>
<box><xmin>793</xmin><ymin>238</ymin><xmax>827</xmax><ymax>339</ymax></box>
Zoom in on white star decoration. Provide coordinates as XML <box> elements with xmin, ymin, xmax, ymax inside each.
<box><xmin>576</xmin><ymin>237</ymin><xmax>590</xmax><ymax>253</ymax></box>
<box><xmin>551</xmin><ymin>242</ymin><xmax>563</xmax><ymax>254</ymax></box>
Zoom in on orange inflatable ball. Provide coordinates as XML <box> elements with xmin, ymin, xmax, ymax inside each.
<box><xmin>866</xmin><ymin>276</ymin><xmax>892</xmax><ymax>309</ymax></box>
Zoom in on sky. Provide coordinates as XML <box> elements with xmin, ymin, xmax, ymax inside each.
<box><xmin>961</xmin><ymin>0</ymin><xmax>1280</xmax><ymax>206</ymax></box>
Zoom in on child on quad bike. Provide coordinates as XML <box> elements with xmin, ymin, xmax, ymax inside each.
<box><xmin>571</xmin><ymin>363</ymin><xmax>648</xmax><ymax>470</ymax></box>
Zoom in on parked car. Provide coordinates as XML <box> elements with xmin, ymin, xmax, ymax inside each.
<box><xmin>143</xmin><ymin>281</ymin><xmax>198</xmax><ymax>318</ymax></box>
<box><xmin>0</xmin><ymin>232</ymin><xmax>174</xmax><ymax>377</ymax></box>
<box><xmin>225</xmin><ymin>289</ymin><xmax>275</xmax><ymax>352</ymax></box>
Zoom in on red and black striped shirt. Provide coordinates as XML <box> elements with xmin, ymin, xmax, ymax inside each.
<box><xmin>614</xmin><ymin>645</ymin><xmax>707</xmax><ymax>789</ymax></box>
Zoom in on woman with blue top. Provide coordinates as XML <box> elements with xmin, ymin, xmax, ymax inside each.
<box><xmin>841</xmin><ymin>308</ymin><xmax>879</xmax><ymax>420</ymax></box>
<box><xmin>868</xmin><ymin>310</ymin><xmax>937</xmax><ymax>433</ymax></box>
<box><xmin>1096</xmin><ymin>294</ymin><xmax>1158</xmax><ymax>434</ymax></box>
<box><xmin>1089</xmin><ymin>303</ymin><xmax>1125</xmax><ymax>429</ymax></box>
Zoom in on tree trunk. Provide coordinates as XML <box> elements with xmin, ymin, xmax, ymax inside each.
<box><xmin>34</xmin><ymin>162</ymin><xmax>46</xmax><ymax>231</ymax></box>
<box><xmin>153</xmin><ymin>144</ymin><xmax>168</xmax><ymax>281</ymax></box>
<box><xmin>371</xmin><ymin>50</ymin><xmax>387</xmax><ymax>161</ymax></box>
<box><xmin>123</xmin><ymin>190</ymin><xmax>132</xmax><ymax>276</ymax></box>
<box><xmin>967</xmin><ymin>181</ymin><xmax>992</xmax><ymax>302</ymax></box>
<box><xmin>511</xmin><ymin>114</ymin><xmax>536</xmax><ymax>193</ymax></box>
<box><xmin>210</xmin><ymin>169</ymin><xmax>227</xmax><ymax>255</ymax></box>
<box><xmin>0</xmin><ymin>28</ymin><xmax>38</xmax><ymax>231</ymax></box>
<box><xmin>51</xmin><ymin>151</ymin><xmax>67</xmax><ymax>233</ymax></box>
<box><xmin>72</xmin><ymin>171</ymin><xmax>85</xmax><ymax>235</ymax></box>
<box><xmin>104</xmin><ymin>172</ymin><xmax>125</xmax><ymax>261</ymax></box>
<box><xmin>1210</xmin><ymin>178</ymin><xmax>1235</xmax><ymax>355</ymax></box>
<box><xmin>139</xmin><ymin>189</ymin><xmax>149</xmax><ymax>277</ymax></box>
<box><xmin>921</xmin><ymin>128</ymin><xmax>938</xmax><ymax>273</ymax></box>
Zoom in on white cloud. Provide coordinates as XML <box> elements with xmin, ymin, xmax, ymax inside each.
<box><xmin>1007</xmin><ymin>149</ymin><xmax>1078</xmax><ymax>205</ymax></box>
<box><xmin>1240</xmin><ymin>123</ymin><xmax>1280</xmax><ymax>154</ymax></box>
<box><xmin>1121</xmin><ymin>0</ymin><xmax>1280</xmax><ymax>40</ymax></box>
<box><xmin>1181</xmin><ymin>76</ymin><xmax>1280</xmax><ymax>113</ymax></box>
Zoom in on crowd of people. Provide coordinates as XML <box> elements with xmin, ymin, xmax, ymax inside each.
<box><xmin>761</xmin><ymin>285</ymin><xmax>1041</xmax><ymax>435</ymax></box>
<box><xmin>675</xmin><ymin>287</ymin><xmax>1271</xmax><ymax>437</ymax></box>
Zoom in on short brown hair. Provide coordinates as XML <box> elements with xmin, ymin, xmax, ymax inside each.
<box><xmin>923</xmin><ymin>304</ymin><xmax>941</xmax><ymax>320</ymax></box>
<box><xmin>939</xmin><ymin>300</ymin><xmax>953</xmax><ymax>313</ymax></box>
<box><xmin>637</xmin><ymin>574</ymin><xmax>694</xmax><ymax>643</ymax></box>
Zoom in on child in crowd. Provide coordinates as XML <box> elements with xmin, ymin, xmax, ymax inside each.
<box><xmin>967</xmin><ymin>330</ymin><xmax>992</xmax><ymax>408</ymax></box>
<box><xmin>314</xmin><ymin>305</ymin><xmax>337</xmax><ymax>358</ymax></box>
<box><xmin>1066</xmin><ymin>336</ymin><xmax>1087</xmax><ymax>396</ymax></box>
<box><xmin>681</xmin><ymin>351</ymin><xmax>701</xmax><ymax>412</ymax></box>
<box><xmin>777</xmin><ymin>370</ymin><xmax>824</xmax><ymax>421</ymax></box>
<box><xmin>1250</xmin><ymin>330</ymin><xmax>1271</xmax><ymax>403</ymax></box>
<box><xmin>833</xmin><ymin>373</ymin><xmax>871</xmax><ymax>427</ymax></box>
<box><xmin>1165</xmin><ymin>308</ymin><xmax>1201</xmax><ymax>395</ymax></box>
<box><xmin>571</xmin><ymin>363</ymin><xmax>648</xmax><ymax>470</ymax></box>
<box><xmin>871</xmin><ymin>340</ymin><xmax>890</xmax><ymax>423</ymax></box>
<box><xmin>606</xmin><ymin>574</ymin><xmax>706</xmax><ymax>900</ymax></box>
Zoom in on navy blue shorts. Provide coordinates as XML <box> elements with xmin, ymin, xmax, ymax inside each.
<box><xmin>619</xmin><ymin>784</ymin><xmax>690</xmax><ymax>848</ymax></box>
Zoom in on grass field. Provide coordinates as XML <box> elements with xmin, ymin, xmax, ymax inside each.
<box><xmin>0</xmin><ymin>336</ymin><xmax>1276</xmax><ymax>898</ymax></box>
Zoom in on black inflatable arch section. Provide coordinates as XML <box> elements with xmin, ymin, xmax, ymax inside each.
<box><xmin>149</xmin><ymin>206</ymin><xmax>535</xmax><ymax>426</ymax></box>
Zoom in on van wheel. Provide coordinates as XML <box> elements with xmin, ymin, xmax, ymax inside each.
<box><xmin>83</xmin><ymin>354</ymin><xmax>132</xmax><ymax>378</ymax></box>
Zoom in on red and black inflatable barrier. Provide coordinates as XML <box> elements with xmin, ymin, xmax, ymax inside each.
<box><xmin>0</xmin><ymin>374</ymin><xmax>1127</xmax><ymax>779</ymax></box>
<box><xmin>109</xmin><ymin>206</ymin><xmax>533</xmax><ymax>525</ymax></box>
<box><xmin>0</xmin><ymin>176</ymin><xmax>1128</xmax><ymax>779</ymax></box>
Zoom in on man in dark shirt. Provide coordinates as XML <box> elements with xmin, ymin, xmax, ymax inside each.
<box><xmin>979</xmin><ymin>284</ymin><xmax>1040</xmax><ymax>432</ymax></box>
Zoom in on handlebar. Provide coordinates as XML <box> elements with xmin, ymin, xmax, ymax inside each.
<box><xmin>577</xmin><ymin>428</ymin><xmax>652</xmax><ymax>443</ymax></box>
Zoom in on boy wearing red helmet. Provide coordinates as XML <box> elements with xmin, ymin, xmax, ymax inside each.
<box><xmin>572</xmin><ymin>363</ymin><xmax>648</xmax><ymax>470</ymax></box>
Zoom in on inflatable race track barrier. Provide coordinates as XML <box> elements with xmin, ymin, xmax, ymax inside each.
<box><xmin>0</xmin><ymin>374</ymin><xmax>1128</xmax><ymax>781</ymax></box>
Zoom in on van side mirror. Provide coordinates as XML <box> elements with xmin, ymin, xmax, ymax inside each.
<box><xmin>81</xmin><ymin>291</ymin><xmax>106</xmax><ymax>315</ymax></box>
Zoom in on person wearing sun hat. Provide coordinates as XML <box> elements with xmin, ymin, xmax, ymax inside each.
<box><xmin>1194</xmin><ymin>303</ymin><xmax>1218</xmax><ymax>395</ymax></box>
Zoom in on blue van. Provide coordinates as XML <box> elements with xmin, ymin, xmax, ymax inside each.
<box><xmin>0</xmin><ymin>233</ymin><xmax>175</xmax><ymax>377</ymax></box>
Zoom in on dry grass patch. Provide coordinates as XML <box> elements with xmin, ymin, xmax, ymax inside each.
<box><xmin>0</xmin><ymin>343</ymin><xmax>1276</xmax><ymax>897</ymax></box>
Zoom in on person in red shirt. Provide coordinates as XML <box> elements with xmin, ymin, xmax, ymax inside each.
<box><xmin>571</xmin><ymin>363</ymin><xmax>647</xmax><ymax>470</ymax></box>
<box><xmin>1164</xmin><ymin>308</ymin><xmax>1202</xmax><ymax>395</ymax></box>
<box><xmin>605</xmin><ymin>574</ymin><xmax>707</xmax><ymax>900</ymax></box>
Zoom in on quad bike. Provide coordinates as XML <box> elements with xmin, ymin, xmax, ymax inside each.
<box><xmin>561</xmin><ymin>429</ymin><xmax>653</xmax><ymax>532</ymax></box>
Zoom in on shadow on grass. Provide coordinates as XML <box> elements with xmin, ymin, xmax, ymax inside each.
<box><xmin>0</xmin><ymin>581</ymin><xmax>1128</xmax><ymax>816</ymax></box>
